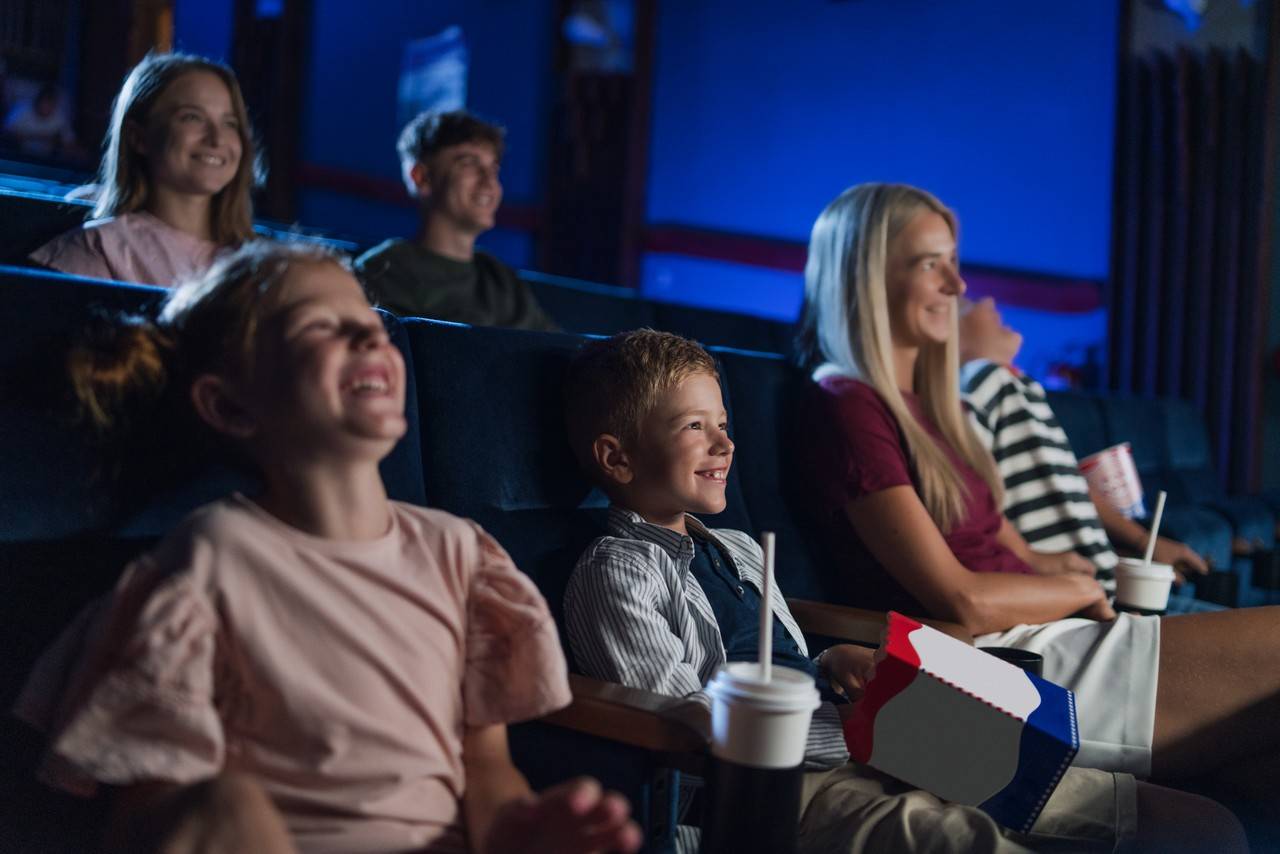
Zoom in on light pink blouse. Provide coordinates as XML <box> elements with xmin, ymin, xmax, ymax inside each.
<box><xmin>15</xmin><ymin>495</ymin><xmax>572</xmax><ymax>854</ymax></box>
<box><xmin>29</xmin><ymin>211</ymin><xmax>220</xmax><ymax>287</ymax></box>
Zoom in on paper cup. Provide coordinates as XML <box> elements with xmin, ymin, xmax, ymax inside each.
<box><xmin>705</xmin><ymin>662</ymin><xmax>819</xmax><ymax>769</ymax></box>
<box><xmin>1114</xmin><ymin>558</ymin><xmax>1175</xmax><ymax>614</ymax></box>
<box><xmin>1080</xmin><ymin>443</ymin><xmax>1146</xmax><ymax>519</ymax></box>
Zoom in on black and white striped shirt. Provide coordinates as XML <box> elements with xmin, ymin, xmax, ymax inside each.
<box><xmin>962</xmin><ymin>361</ymin><xmax>1118</xmax><ymax>590</ymax></box>
<box><xmin>564</xmin><ymin>506</ymin><xmax>849</xmax><ymax>769</ymax></box>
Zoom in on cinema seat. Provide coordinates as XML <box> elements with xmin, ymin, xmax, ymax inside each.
<box><xmin>0</xmin><ymin>189</ymin><xmax>91</xmax><ymax>266</ymax></box>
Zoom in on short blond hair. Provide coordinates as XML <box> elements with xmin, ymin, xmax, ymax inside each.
<box><xmin>564</xmin><ymin>329</ymin><xmax>719</xmax><ymax>474</ymax></box>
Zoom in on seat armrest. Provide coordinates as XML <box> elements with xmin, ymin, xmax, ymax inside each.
<box><xmin>785</xmin><ymin>598</ymin><xmax>974</xmax><ymax>646</ymax></box>
<box><xmin>541</xmin><ymin>674</ymin><xmax>710</xmax><ymax>774</ymax></box>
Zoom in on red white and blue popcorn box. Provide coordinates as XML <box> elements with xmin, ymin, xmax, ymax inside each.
<box><xmin>845</xmin><ymin>612</ymin><xmax>1078</xmax><ymax>833</ymax></box>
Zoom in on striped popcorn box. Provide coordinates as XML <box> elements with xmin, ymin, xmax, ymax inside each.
<box><xmin>845</xmin><ymin>612</ymin><xmax>1078</xmax><ymax>834</ymax></box>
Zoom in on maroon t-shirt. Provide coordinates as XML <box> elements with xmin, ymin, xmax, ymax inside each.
<box><xmin>805</xmin><ymin>376</ymin><xmax>1031</xmax><ymax>614</ymax></box>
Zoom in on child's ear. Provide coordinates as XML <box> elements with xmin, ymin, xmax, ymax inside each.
<box><xmin>405</xmin><ymin>161</ymin><xmax>432</xmax><ymax>201</ymax></box>
<box><xmin>190</xmin><ymin>374</ymin><xmax>256</xmax><ymax>439</ymax></box>
<box><xmin>591</xmin><ymin>434</ymin><xmax>633</xmax><ymax>485</ymax></box>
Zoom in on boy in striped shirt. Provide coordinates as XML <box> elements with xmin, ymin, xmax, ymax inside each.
<box><xmin>958</xmin><ymin>297</ymin><xmax>1213</xmax><ymax>609</ymax></box>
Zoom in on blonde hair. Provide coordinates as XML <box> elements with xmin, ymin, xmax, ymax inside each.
<box><xmin>93</xmin><ymin>52</ymin><xmax>257</xmax><ymax>246</ymax></box>
<box><xmin>797</xmin><ymin>183</ymin><xmax>1002</xmax><ymax>532</ymax></box>
<box><xmin>564</xmin><ymin>329</ymin><xmax>719</xmax><ymax>475</ymax></box>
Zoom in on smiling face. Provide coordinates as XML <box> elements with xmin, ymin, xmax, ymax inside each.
<box><xmin>958</xmin><ymin>296</ymin><xmax>1023</xmax><ymax>365</ymax></box>
<box><xmin>619</xmin><ymin>372</ymin><xmax>734</xmax><ymax>532</ymax></box>
<box><xmin>239</xmin><ymin>262</ymin><xmax>408</xmax><ymax>467</ymax></box>
<box><xmin>421</xmin><ymin>140</ymin><xmax>502</xmax><ymax>234</ymax></box>
<box><xmin>138</xmin><ymin>70</ymin><xmax>242</xmax><ymax>199</ymax></box>
<box><xmin>886</xmin><ymin>209</ymin><xmax>966</xmax><ymax>350</ymax></box>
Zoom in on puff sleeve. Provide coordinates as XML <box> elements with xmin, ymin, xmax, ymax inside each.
<box><xmin>462</xmin><ymin>525</ymin><xmax>571</xmax><ymax>727</ymax></box>
<box><xmin>28</xmin><ymin>226</ymin><xmax>114</xmax><ymax>281</ymax></box>
<box><xmin>20</xmin><ymin>557</ymin><xmax>225</xmax><ymax>795</ymax></box>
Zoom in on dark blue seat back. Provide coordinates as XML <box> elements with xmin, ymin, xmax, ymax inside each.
<box><xmin>1096</xmin><ymin>396</ymin><xmax>1173</xmax><ymax>499</ymax></box>
<box><xmin>522</xmin><ymin>270</ymin><xmax>794</xmax><ymax>355</ymax></box>
<box><xmin>0</xmin><ymin>189</ymin><xmax>90</xmax><ymax>266</ymax></box>
<box><xmin>522</xmin><ymin>272</ymin><xmax>655</xmax><ymax>337</ymax></box>
<box><xmin>655</xmin><ymin>303</ymin><xmax>794</xmax><ymax>357</ymax></box>
<box><xmin>402</xmin><ymin>320</ymin><xmax>613</xmax><ymax>630</ymax></box>
<box><xmin>715</xmin><ymin>348</ymin><xmax>856</xmax><ymax>606</ymax></box>
<box><xmin>1044</xmin><ymin>391</ymin><xmax>1108</xmax><ymax>460</ymax></box>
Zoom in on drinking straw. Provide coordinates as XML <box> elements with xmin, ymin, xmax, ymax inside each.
<box><xmin>759</xmin><ymin>531</ymin><xmax>776</xmax><ymax>683</ymax></box>
<box><xmin>1142</xmin><ymin>490</ymin><xmax>1168</xmax><ymax>568</ymax></box>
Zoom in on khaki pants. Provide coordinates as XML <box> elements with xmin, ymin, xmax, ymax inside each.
<box><xmin>797</xmin><ymin>763</ymin><xmax>1138</xmax><ymax>853</ymax></box>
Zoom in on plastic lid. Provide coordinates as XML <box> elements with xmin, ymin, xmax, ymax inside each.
<box><xmin>1115</xmin><ymin>558</ymin><xmax>1175</xmax><ymax>582</ymax></box>
<box><xmin>704</xmin><ymin>662</ymin><xmax>821</xmax><ymax>713</ymax></box>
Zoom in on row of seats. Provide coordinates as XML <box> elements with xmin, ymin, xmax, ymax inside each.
<box><xmin>1051</xmin><ymin>392</ymin><xmax>1280</xmax><ymax>605</ymax></box>
<box><xmin>5</xmin><ymin>264</ymin><xmax>1280</xmax><ymax>851</ymax></box>
<box><xmin>1</xmin><ymin>180</ymin><xmax>1273</xmax><ymax>604</ymax></box>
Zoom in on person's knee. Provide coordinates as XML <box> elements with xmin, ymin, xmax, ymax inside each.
<box><xmin>1134</xmin><ymin>782</ymin><xmax>1246</xmax><ymax>854</ymax></box>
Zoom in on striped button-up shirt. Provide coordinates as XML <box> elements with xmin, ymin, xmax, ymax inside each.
<box><xmin>564</xmin><ymin>506</ymin><xmax>849</xmax><ymax>769</ymax></box>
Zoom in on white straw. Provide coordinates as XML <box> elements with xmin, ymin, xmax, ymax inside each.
<box><xmin>759</xmin><ymin>532</ymin><xmax>776</xmax><ymax>683</ymax></box>
<box><xmin>1142</xmin><ymin>490</ymin><xmax>1168</xmax><ymax>568</ymax></box>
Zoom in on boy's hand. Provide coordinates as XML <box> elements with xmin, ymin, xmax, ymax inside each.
<box><xmin>485</xmin><ymin>777</ymin><xmax>642</xmax><ymax>854</ymax></box>
<box><xmin>1150</xmin><ymin>536</ymin><xmax>1208</xmax><ymax>583</ymax></box>
<box><xmin>819</xmin><ymin>644</ymin><xmax>878</xmax><ymax>702</ymax></box>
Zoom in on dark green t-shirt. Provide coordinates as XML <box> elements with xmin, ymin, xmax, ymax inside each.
<box><xmin>354</xmin><ymin>239</ymin><xmax>557</xmax><ymax>332</ymax></box>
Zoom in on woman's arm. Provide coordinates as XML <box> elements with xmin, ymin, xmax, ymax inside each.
<box><xmin>462</xmin><ymin>724</ymin><xmax>641</xmax><ymax>854</ymax></box>
<box><xmin>994</xmin><ymin>517</ymin><xmax>1095</xmax><ymax>577</ymax></box>
<box><xmin>846</xmin><ymin>486</ymin><xmax>1108</xmax><ymax>635</ymax></box>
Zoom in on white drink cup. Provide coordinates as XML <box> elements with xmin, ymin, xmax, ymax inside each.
<box><xmin>1114</xmin><ymin>557</ymin><xmax>1176</xmax><ymax>614</ymax></box>
<box><xmin>704</xmin><ymin>662</ymin><xmax>820</xmax><ymax>768</ymax></box>
<box><xmin>702</xmin><ymin>662</ymin><xmax>821</xmax><ymax>854</ymax></box>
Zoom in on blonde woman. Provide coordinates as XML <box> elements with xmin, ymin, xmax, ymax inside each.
<box><xmin>798</xmin><ymin>183</ymin><xmax>1280</xmax><ymax>801</ymax></box>
<box><xmin>30</xmin><ymin>53</ymin><xmax>256</xmax><ymax>286</ymax></box>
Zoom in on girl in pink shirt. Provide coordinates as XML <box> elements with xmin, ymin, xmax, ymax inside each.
<box><xmin>16</xmin><ymin>241</ymin><xmax>640</xmax><ymax>854</ymax></box>
<box><xmin>29</xmin><ymin>53</ymin><xmax>257</xmax><ymax>286</ymax></box>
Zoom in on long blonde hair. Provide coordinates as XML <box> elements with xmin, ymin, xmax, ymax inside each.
<box><xmin>797</xmin><ymin>183</ymin><xmax>1002</xmax><ymax>532</ymax></box>
<box><xmin>93</xmin><ymin>52</ymin><xmax>257</xmax><ymax>246</ymax></box>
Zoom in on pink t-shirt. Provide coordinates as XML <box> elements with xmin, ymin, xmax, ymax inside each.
<box><xmin>29</xmin><ymin>211</ymin><xmax>220</xmax><ymax>287</ymax></box>
<box><xmin>805</xmin><ymin>376</ymin><xmax>1031</xmax><ymax>614</ymax></box>
<box><xmin>16</xmin><ymin>495</ymin><xmax>571</xmax><ymax>854</ymax></box>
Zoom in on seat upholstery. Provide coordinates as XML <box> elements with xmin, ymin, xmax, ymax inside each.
<box><xmin>0</xmin><ymin>189</ymin><xmax>91</xmax><ymax>266</ymax></box>
<box><xmin>1044</xmin><ymin>391</ymin><xmax>1108</xmax><ymax>459</ymax></box>
<box><xmin>715</xmin><ymin>347</ymin><xmax>858</xmax><ymax>606</ymax></box>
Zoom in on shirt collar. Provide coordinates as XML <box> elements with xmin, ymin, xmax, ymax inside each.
<box><xmin>606</xmin><ymin>505</ymin><xmax>721</xmax><ymax>563</ymax></box>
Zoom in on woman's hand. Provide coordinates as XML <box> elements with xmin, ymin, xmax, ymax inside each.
<box><xmin>1075</xmin><ymin>597</ymin><xmax>1117</xmax><ymax>622</ymax></box>
<box><xmin>1070</xmin><ymin>575</ymin><xmax>1116</xmax><ymax>622</ymax></box>
<box><xmin>484</xmin><ymin>777</ymin><xmax>642</xmax><ymax>854</ymax></box>
<box><xmin>1028</xmin><ymin>550</ymin><xmax>1096</xmax><ymax>578</ymax></box>
<box><xmin>819</xmin><ymin>643</ymin><xmax>878</xmax><ymax>701</ymax></box>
